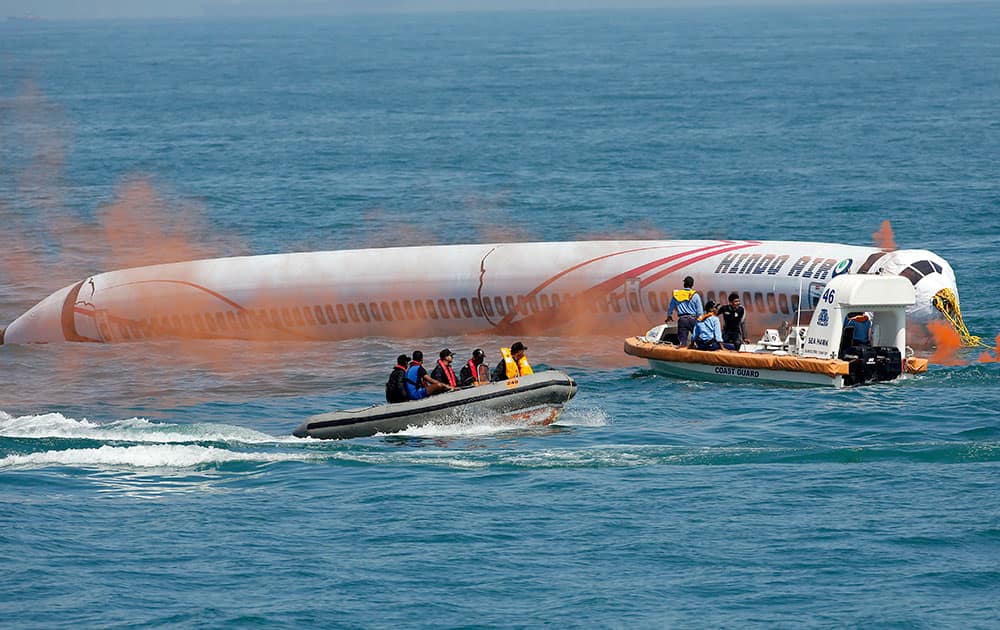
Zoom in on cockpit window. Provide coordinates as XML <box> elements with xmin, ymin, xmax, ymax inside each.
<box><xmin>912</xmin><ymin>260</ymin><xmax>937</xmax><ymax>276</ymax></box>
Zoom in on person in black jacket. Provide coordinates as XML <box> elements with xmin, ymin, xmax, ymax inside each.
<box><xmin>429</xmin><ymin>348</ymin><xmax>458</xmax><ymax>391</ymax></box>
<box><xmin>385</xmin><ymin>354</ymin><xmax>410</xmax><ymax>403</ymax></box>
<box><xmin>459</xmin><ymin>348</ymin><xmax>487</xmax><ymax>386</ymax></box>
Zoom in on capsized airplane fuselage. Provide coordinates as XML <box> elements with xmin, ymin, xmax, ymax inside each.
<box><xmin>1</xmin><ymin>240</ymin><xmax>961</xmax><ymax>345</ymax></box>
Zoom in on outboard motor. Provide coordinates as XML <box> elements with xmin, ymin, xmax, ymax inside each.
<box><xmin>873</xmin><ymin>346</ymin><xmax>903</xmax><ymax>382</ymax></box>
<box><xmin>841</xmin><ymin>345</ymin><xmax>879</xmax><ymax>386</ymax></box>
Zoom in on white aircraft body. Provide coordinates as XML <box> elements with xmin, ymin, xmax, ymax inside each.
<box><xmin>1</xmin><ymin>239</ymin><xmax>962</xmax><ymax>345</ymax></box>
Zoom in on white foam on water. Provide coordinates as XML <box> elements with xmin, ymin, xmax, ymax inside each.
<box><xmin>0</xmin><ymin>443</ymin><xmax>316</xmax><ymax>469</ymax></box>
<box><xmin>0</xmin><ymin>410</ymin><xmax>297</xmax><ymax>444</ymax></box>
<box><xmin>553</xmin><ymin>405</ymin><xmax>609</xmax><ymax>427</ymax></box>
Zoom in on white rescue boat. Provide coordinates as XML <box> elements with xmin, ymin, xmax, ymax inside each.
<box><xmin>624</xmin><ymin>275</ymin><xmax>929</xmax><ymax>388</ymax></box>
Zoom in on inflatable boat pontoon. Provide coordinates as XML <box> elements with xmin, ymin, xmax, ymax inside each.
<box><xmin>294</xmin><ymin>369</ymin><xmax>577</xmax><ymax>439</ymax></box>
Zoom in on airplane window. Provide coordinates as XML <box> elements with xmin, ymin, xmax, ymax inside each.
<box><xmin>648</xmin><ymin>293</ymin><xmax>660</xmax><ymax>311</ymax></box>
<box><xmin>358</xmin><ymin>303</ymin><xmax>371</xmax><ymax>322</ymax></box>
<box><xmin>291</xmin><ymin>307</ymin><xmax>304</xmax><ymax>326</ymax></box>
<box><xmin>180</xmin><ymin>314</ymin><xmax>193</xmax><ymax>332</ymax></box>
<box><xmin>414</xmin><ymin>301</ymin><xmax>426</xmax><ymax>319</ymax></box>
<box><xmin>471</xmin><ymin>297</ymin><xmax>483</xmax><ymax>317</ymax></box>
<box><xmin>598</xmin><ymin>298</ymin><xmax>609</xmax><ymax>313</ymax></box>
<box><xmin>237</xmin><ymin>311</ymin><xmax>250</xmax><ymax>329</ymax></box>
<box><xmin>552</xmin><ymin>294</ymin><xmax>562</xmax><ymax>308</ymax></box>
<box><xmin>346</xmin><ymin>304</ymin><xmax>358</xmax><ymax>322</ymax></box>
<box><xmin>313</xmin><ymin>306</ymin><xmax>327</xmax><ymax>325</ymax></box>
<box><xmin>505</xmin><ymin>296</ymin><xmax>516</xmax><ymax>313</ymax></box>
<box><xmin>482</xmin><ymin>297</ymin><xmax>494</xmax><ymax>317</ymax></box>
<box><xmin>369</xmin><ymin>303</ymin><xmax>382</xmax><ymax>322</ymax></box>
<box><xmin>301</xmin><ymin>306</ymin><xmax>315</xmax><ymax>326</ymax></box>
<box><xmin>449</xmin><ymin>299</ymin><xmax>461</xmax><ymax>318</ymax></box>
<box><xmin>403</xmin><ymin>301</ymin><xmax>414</xmax><ymax>320</ymax></box>
<box><xmin>426</xmin><ymin>300</ymin><xmax>438</xmax><ymax>319</ymax></box>
<box><xmin>526</xmin><ymin>295</ymin><xmax>538</xmax><ymax>314</ymax></box>
<box><xmin>494</xmin><ymin>297</ymin><xmax>506</xmax><ymax>316</ymax></box>
<box><xmin>610</xmin><ymin>296</ymin><xmax>621</xmax><ymax>313</ymax></box>
<box><xmin>336</xmin><ymin>304</ymin><xmax>348</xmax><ymax>323</ymax></box>
<box><xmin>790</xmin><ymin>294</ymin><xmax>800</xmax><ymax>313</ymax></box>
<box><xmin>540</xmin><ymin>294</ymin><xmax>550</xmax><ymax>310</ymax></box>
<box><xmin>779</xmin><ymin>294</ymin><xmax>789</xmax><ymax>314</ymax></box>
<box><xmin>380</xmin><ymin>302</ymin><xmax>393</xmax><ymax>322</ymax></box>
<box><xmin>706</xmin><ymin>291</ymin><xmax>716</xmax><ymax>305</ymax></box>
<box><xmin>767</xmin><ymin>293</ymin><xmax>778</xmax><ymax>313</ymax></box>
<box><xmin>214</xmin><ymin>313</ymin><xmax>227</xmax><ymax>330</ymax></box>
<box><xmin>438</xmin><ymin>299</ymin><xmax>450</xmax><ymax>319</ymax></box>
<box><xmin>913</xmin><ymin>260</ymin><xmax>936</xmax><ymax>276</ymax></box>
<box><xmin>193</xmin><ymin>313</ymin><xmax>206</xmax><ymax>332</ymax></box>
<box><xmin>932</xmin><ymin>262</ymin><xmax>943</xmax><ymax>274</ymax></box>
<box><xmin>743</xmin><ymin>292</ymin><xmax>753</xmax><ymax>312</ymax></box>
<box><xmin>323</xmin><ymin>305</ymin><xmax>336</xmax><ymax>325</ymax></box>
<box><xmin>754</xmin><ymin>293</ymin><xmax>765</xmax><ymax>312</ymax></box>
<box><xmin>280</xmin><ymin>307</ymin><xmax>292</xmax><ymax>326</ymax></box>
<box><xmin>391</xmin><ymin>302</ymin><xmax>403</xmax><ymax>320</ymax></box>
<box><xmin>460</xmin><ymin>298</ymin><xmax>472</xmax><ymax>318</ymax></box>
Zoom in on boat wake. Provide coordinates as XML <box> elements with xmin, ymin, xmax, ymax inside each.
<box><xmin>2</xmin><ymin>409</ymin><xmax>996</xmax><ymax>476</ymax></box>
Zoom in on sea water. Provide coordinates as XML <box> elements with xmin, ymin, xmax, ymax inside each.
<box><xmin>2</xmin><ymin>5</ymin><xmax>999</xmax><ymax>627</ymax></box>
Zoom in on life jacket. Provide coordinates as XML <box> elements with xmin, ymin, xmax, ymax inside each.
<box><xmin>464</xmin><ymin>360</ymin><xmax>487</xmax><ymax>386</ymax></box>
<box><xmin>436</xmin><ymin>359</ymin><xmax>457</xmax><ymax>387</ymax></box>
<box><xmin>405</xmin><ymin>363</ymin><xmax>425</xmax><ymax>399</ymax></box>
<box><xmin>385</xmin><ymin>364</ymin><xmax>409</xmax><ymax>403</ymax></box>
<box><xmin>500</xmin><ymin>347</ymin><xmax>534</xmax><ymax>379</ymax></box>
<box><xmin>673</xmin><ymin>288</ymin><xmax>697</xmax><ymax>303</ymax></box>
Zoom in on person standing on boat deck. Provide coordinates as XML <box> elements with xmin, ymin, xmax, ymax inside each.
<box><xmin>718</xmin><ymin>292</ymin><xmax>747</xmax><ymax>350</ymax></box>
<box><xmin>385</xmin><ymin>354</ymin><xmax>411</xmax><ymax>403</ymax></box>
<box><xmin>665</xmin><ymin>275</ymin><xmax>703</xmax><ymax>347</ymax></box>
<box><xmin>493</xmin><ymin>341</ymin><xmax>533</xmax><ymax>381</ymax></box>
<box><xmin>692</xmin><ymin>301</ymin><xmax>734</xmax><ymax>351</ymax></box>
<box><xmin>460</xmin><ymin>348</ymin><xmax>488</xmax><ymax>386</ymax></box>
<box><xmin>405</xmin><ymin>350</ymin><xmax>451</xmax><ymax>400</ymax></box>
<box><xmin>844</xmin><ymin>312</ymin><xmax>873</xmax><ymax>345</ymax></box>
<box><xmin>430</xmin><ymin>348</ymin><xmax>459</xmax><ymax>393</ymax></box>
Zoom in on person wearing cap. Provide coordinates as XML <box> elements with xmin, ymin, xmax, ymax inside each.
<box><xmin>692</xmin><ymin>301</ymin><xmax>734</xmax><ymax>351</ymax></box>
<box><xmin>493</xmin><ymin>341</ymin><xmax>534</xmax><ymax>381</ymax></box>
<box><xmin>430</xmin><ymin>348</ymin><xmax>459</xmax><ymax>391</ymax></box>
<box><xmin>665</xmin><ymin>275</ymin><xmax>704</xmax><ymax>347</ymax></box>
<box><xmin>460</xmin><ymin>348</ymin><xmax>488</xmax><ymax>386</ymax></box>
<box><xmin>405</xmin><ymin>350</ymin><xmax>451</xmax><ymax>400</ymax></box>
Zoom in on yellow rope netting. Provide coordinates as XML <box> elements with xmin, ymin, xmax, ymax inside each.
<box><xmin>932</xmin><ymin>288</ymin><xmax>988</xmax><ymax>348</ymax></box>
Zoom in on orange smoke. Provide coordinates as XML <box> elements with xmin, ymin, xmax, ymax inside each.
<box><xmin>978</xmin><ymin>332</ymin><xmax>1000</xmax><ymax>363</ymax></box>
<box><xmin>872</xmin><ymin>220</ymin><xmax>897</xmax><ymax>252</ymax></box>
<box><xmin>926</xmin><ymin>319</ymin><xmax>964</xmax><ymax>365</ymax></box>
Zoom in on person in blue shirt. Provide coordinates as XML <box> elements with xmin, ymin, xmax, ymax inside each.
<box><xmin>404</xmin><ymin>350</ymin><xmax>451</xmax><ymax>400</ymax></box>
<box><xmin>844</xmin><ymin>312</ymin><xmax>873</xmax><ymax>345</ymax></box>
<box><xmin>665</xmin><ymin>275</ymin><xmax>704</xmax><ymax>347</ymax></box>
<box><xmin>692</xmin><ymin>301</ymin><xmax>735</xmax><ymax>351</ymax></box>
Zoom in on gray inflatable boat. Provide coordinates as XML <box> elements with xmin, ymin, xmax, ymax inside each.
<box><xmin>293</xmin><ymin>370</ymin><xmax>578</xmax><ymax>440</ymax></box>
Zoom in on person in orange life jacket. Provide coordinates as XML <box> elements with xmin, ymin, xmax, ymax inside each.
<box><xmin>692</xmin><ymin>301</ymin><xmax>735</xmax><ymax>351</ymax></box>
<box><xmin>492</xmin><ymin>341</ymin><xmax>533</xmax><ymax>382</ymax></box>
<box><xmin>405</xmin><ymin>350</ymin><xmax>451</xmax><ymax>400</ymax></box>
<box><xmin>665</xmin><ymin>275</ymin><xmax>703</xmax><ymax>347</ymax></box>
<box><xmin>429</xmin><ymin>348</ymin><xmax>459</xmax><ymax>393</ymax></box>
<box><xmin>385</xmin><ymin>354</ymin><xmax>411</xmax><ymax>403</ymax></box>
<box><xmin>844</xmin><ymin>312</ymin><xmax>873</xmax><ymax>345</ymax></box>
<box><xmin>459</xmin><ymin>348</ymin><xmax>488</xmax><ymax>386</ymax></box>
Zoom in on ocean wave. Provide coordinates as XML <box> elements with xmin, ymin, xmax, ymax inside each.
<box><xmin>0</xmin><ymin>410</ymin><xmax>296</xmax><ymax>444</ymax></box>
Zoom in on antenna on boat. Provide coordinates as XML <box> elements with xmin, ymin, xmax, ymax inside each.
<box><xmin>796</xmin><ymin>276</ymin><xmax>804</xmax><ymax>327</ymax></box>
